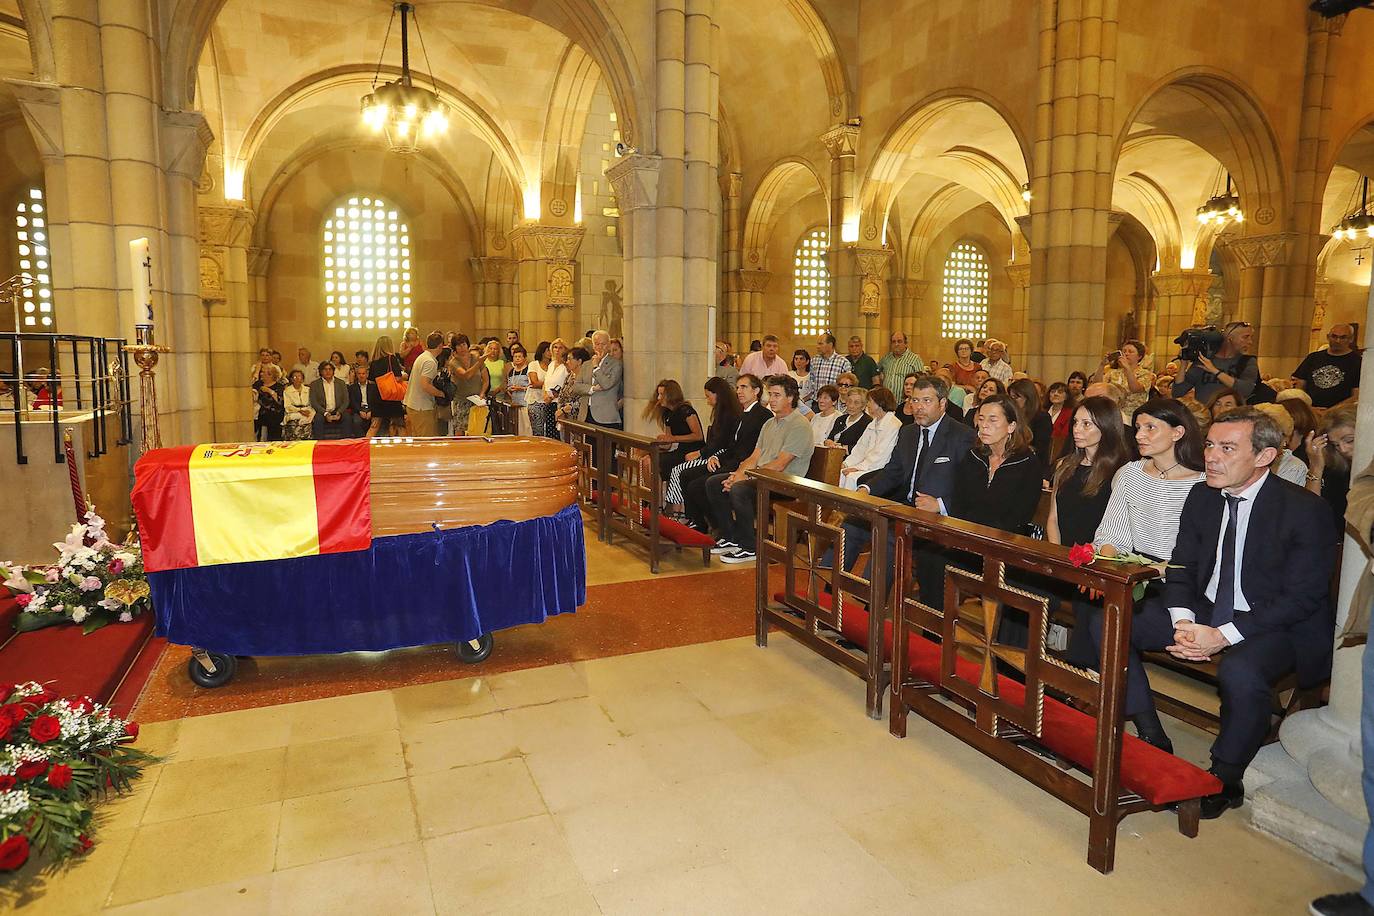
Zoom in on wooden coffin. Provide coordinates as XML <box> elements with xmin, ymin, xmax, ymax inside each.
<box><xmin>369</xmin><ymin>436</ymin><xmax>578</xmax><ymax>537</ymax></box>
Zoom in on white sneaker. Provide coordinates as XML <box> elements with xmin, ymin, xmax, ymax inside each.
<box><xmin>710</xmin><ymin>540</ymin><xmax>738</xmax><ymax>555</ymax></box>
<box><xmin>720</xmin><ymin>548</ymin><xmax>756</xmax><ymax>564</ymax></box>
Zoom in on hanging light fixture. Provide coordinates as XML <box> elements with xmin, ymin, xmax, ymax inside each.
<box><xmin>360</xmin><ymin>2</ymin><xmax>448</xmax><ymax>154</ymax></box>
<box><xmin>1333</xmin><ymin>176</ymin><xmax>1374</xmax><ymax>242</ymax></box>
<box><xmin>1196</xmin><ymin>171</ymin><xmax>1244</xmax><ymax>227</ymax></box>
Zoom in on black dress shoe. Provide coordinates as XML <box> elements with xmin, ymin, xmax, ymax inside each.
<box><xmin>1310</xmin><ymin>892</ymin><xmax>1374</xmax><ymax>916</ymax></box>
<box><xmin>1199</xmin><ymin>780</ymin><xmax>1245</xmax><ymax>819</ymax></box>
<box><xmin>1133</xmin><ymin>728</ymin><xmax>1174</xmax><ymax>755</ymax></box>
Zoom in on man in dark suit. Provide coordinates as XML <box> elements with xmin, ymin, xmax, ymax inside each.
<box><xmin>309</xmin><ymin>361</ymin><xmax>351</xmax><ymax>439</ymax></box>
<box><xmin>1116</xmin><ymin>407</ymin><xmax>1336</xmax><ymax>819</ymax></box>
<box><xmin>345</xmin><ymin>362</ymin><xmax>381</xmax><ymax>437</ymax></box>
<box><xmin>683</xmin><ymin>374</ymin><xmax>770</xmax><ymax>533</ymax></box>
<box><xmin>828</xmin><ymin>375</ymin><xmax>976</xmax><ymax>582</ymax></box>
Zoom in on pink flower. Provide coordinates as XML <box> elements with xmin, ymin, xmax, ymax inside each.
<box><xmin>13</xmin><ymin>593</ymin><xmax>31</xmax><ymax>608</ymax></box>
<box><xmin>78</xmin><ymin>576</ymin><xmax>101</xmax><ymax>592</ymax></box>
<box><xmin>107</xmin><ymin>558</ymin><xmax>125</xmax><ymax>575</ymax></box>
<box><xmin>43</xmin><ymin>568</ymin><xmax>60</xmax><ymax>584</ymax></box>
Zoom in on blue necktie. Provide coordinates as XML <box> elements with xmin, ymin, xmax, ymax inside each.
<box><xmin>1212</xmin><ymin>494</ymin><xmax>1243</xmax><ymax>627</ymax></box>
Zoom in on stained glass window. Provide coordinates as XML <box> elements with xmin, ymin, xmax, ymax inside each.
<box><xmin>323</xmin><ymin>195</ymin><xmax>412</xmax><ymax>331</ymax></box>
<box><xmin>941</xmin><ymin>241</ymin><xmax>989</xmax><ymax>340</ymax></box>
<box><xmin>792</xmin><ymin>227</ymin><xmax>830</xmax><ymax>337</ymax></box>
<box><xmin>15</xmin><ymin>188</ymin><xmax>53</xmax><ymax>329</ymax></box>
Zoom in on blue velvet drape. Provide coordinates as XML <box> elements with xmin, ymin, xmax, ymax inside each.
<box><xmin>147</xmin><ymin>504</ymin><xmax>585</xmax><ymax>655</ymax></box>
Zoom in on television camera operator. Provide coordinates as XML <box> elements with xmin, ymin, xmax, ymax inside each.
<box><xmin>1171</xmin><ymin>321</ymin><xmax>1260</xmax><ymax>404</ymax></box>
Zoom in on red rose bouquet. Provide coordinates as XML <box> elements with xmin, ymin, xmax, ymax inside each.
<box><xmin>1067</xmin><ymin>543</ymin><xmax>1168</xmax><ymax>601</ymax></box>
<box><xmin>0</xmin><ymin>681</ymin><xmax>157</xmax><ymax>874</ymax></box>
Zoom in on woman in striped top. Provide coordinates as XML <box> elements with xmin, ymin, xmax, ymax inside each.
<box><xmin>1092</xmin><ymin>397</ymin><xmax>1206</xmax><ymax>562</ymax></box>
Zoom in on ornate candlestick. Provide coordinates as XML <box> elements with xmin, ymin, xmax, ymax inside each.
<box><xmin>126</xmin><ymin>326</ymin><xmax>169</xmax><ymax>452</ymax></box>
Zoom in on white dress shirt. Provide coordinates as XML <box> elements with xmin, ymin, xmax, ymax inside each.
<box><xmin>322</xmin><ymin>380</ymin><xmax>337</xmax><ymax>413</ymax></box>
<box><xmin>840</xmin><ymin>412</ymin><xmax>902</xmax><ymax>489</ymax></box>
<box><xmin>909</xmin><ymin>414</ymin><xmax>950</xmax><ymax>515</ymax></box>
<box><xmin>1169</xmin><ymin>471</ymin><xmax>1268</xmax><ymax>646</ymax></box>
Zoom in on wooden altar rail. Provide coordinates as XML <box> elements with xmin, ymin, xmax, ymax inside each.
<box><xmin>749</xmin><ymin>470</ymin><xmax>1216</xmax><ymax>874</ymax></box>
<box><xmin>749</xmin><ymin>470</ymin><xmax>893</xmax><ymax>718</ymax></box>
<box><xmin>559</xmin><ymin>419</ymin><xmax>605</xmax><ymax>534</ymax></box>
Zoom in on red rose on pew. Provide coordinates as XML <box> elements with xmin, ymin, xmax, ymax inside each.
<box><xmin>1068</xmin><ymin>543</ymin><xmax>1096</xmax><ymax>567</ymax></box>
<box><xmin>46</xmin><ymin>764</ymin><xmax>72</xmax><ymax>790</ymax></box>
<box><xmin>0</xmin><ymin>835</ymin><xmax>30</xmax><ymax>871</ymax></box>
<box><xmin>15</xmin><ymin>760</ymin><xmax>47</xmax><ymax>780</ymax></box>
<box><xmin>28</xmin><ymin>715</ymin><xmax>60</xmax><ymax>743</ymax></box>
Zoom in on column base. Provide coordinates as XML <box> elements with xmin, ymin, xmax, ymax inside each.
<box><xmin>1247</xmin><ymin>707</ymin><xmax>1367</xmax><ymax>880</ymax></box>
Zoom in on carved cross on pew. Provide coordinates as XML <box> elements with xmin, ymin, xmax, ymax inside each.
<box><xmin>940</xmin><ymin>560</ymin><xmax>1051</xmax><ymax>740</ymax></box>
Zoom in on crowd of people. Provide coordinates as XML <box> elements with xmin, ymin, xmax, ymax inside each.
<box><xmin>248</xmin><ymin>326</ymin><xmax>626</xmax><ymax>441</ymax></box>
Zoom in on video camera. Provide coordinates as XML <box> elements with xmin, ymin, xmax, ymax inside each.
<box><xmin>1174</xmin><ymin>326</ymin><xmax>1223</xmax><ymax>363</ymax></box>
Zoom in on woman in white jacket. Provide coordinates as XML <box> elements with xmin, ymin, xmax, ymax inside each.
<box><xmin>838</xmin><ymin>386</ymin><xmax>901</xmax><ymax>490</ymax></box>
<box><xmin>282</xmin><ymin>368</ymin><xmax>315</xmax><ymax>439</ymax></box>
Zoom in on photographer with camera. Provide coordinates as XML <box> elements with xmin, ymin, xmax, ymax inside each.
<box><xmin>1092</xmin><ymin>338</ymin><xmax>1154</xmax><ymax>416</ymax></box>
<box><xmin>1171</xmin><ymin>321</ymin><xmax>1259</xmax><ymax>405</ymax></box>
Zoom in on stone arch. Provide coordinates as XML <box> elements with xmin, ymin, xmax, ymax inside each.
<box><xmin>11</xmin><ymin>0</ymin><xmax>54</xmax><ymax>82</ymax></box>
<box><xmin>251</xmin><ymin>134</ymin><xmax>482</xmax><ymax>253</ymax></box>
<box><xmin>859</xmin><ymin>90</ymin><xmax>1032</xmax><ymax>240</ymax></box>
<box><xmin>1113</xmin><ymin>163</ymin><xmax>1183</xmax><ymax>267</ymax></box>
<box><xmin>162</xmin><ymin>0</ymin><xmax>649</xmax><ymax>152</ymax></box>
<box><xmin>1112</xmin><ymin>69</ymin><xmax>1288</xmax><ymax>236</ymax></box>
<box><xmin>232</xmin><ymin>66</ymin><xmax>526</xmax><ymax>207</ymax></box>
<box><xmin>783</xmin><ymin>0</ymin><xmax>853</xmax><ymax>121</ymax></box>
<box><xmin>742</xmin><ymin>157</ymin><xmax>827</xmax><ymax>266</ymax></box>
<box><xmin>538</xmin><ymin>42</ymin><xmax>601</xmax><ymax>224</ymax></box>
<box><xmin>902</xmin><ymin>182</ymin><xmax>987</xmax><ymax>279</ymax></box>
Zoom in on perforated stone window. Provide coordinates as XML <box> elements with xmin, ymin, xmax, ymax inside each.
<box><xmin>792</xmin><ymin>227</ymin><xmax>830</xmax><ymax>337</ymax></box>
<box><xmin>941</xmin><ymin>240</ymin><xmax>989</xmax><ymax>340</ymax></box>
<box><xmin>15</xmin><ymin>188</ymin><xmax>53</xmax><ymax>329</ymax></box>
<box><xmin>323</xmin><ymin>195</ymin><xmax>412</xmax><ymax>331</ymax></box>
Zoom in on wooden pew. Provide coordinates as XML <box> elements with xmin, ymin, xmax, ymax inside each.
<box><xmin>559</xmin><ymin>419</ymin><xmax>607</xmax><ymax>539</ymax></box>
<box><xmin>750</xmin><ymin>470</ymin><xmax>894</xmax><ymax>718</ymax></box>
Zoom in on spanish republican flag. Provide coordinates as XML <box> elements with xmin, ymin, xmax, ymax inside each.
<box><xmin>132</xmin><ymin>440</ymin><xmax>371</xmax><ymax>572</ymax></box>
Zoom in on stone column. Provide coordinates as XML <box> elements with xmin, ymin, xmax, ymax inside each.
<box><xmin>721</xmin><ymin>171</ymin><xmax>743</xmax><ymax>345</ymax></box>
<box><xmin>1223</xmin><ymin>232</ymin><xmax>1307</xmax><ymax>368</ymax></box>
<box><xmin>1027</xmin><ymin>0</ymin><xmax>1119</xmax><ymax>382</ymax></box>
<box><xmin>510</xmin><ymin>226</ymin><xmax>585</xmax><ymax>344</ymax></box>
<box><xmin>198</xmin><ymin>204</ymin><xmax>254</xmax><ymax>441</ymax></box>
<box><xmin>735</xmin><ymin>268</ymin><xmax>770</xmax><ymax>347</ymax></box>
<box><xmin>1312</xmin><ymin>277</ymin><xmax>1332</xmax><ymax>350</ymax></box>
<box><xmin>821</xmin><ymin>124</ymin><xmax>862</xmax><ymax>345</ymax></box>
<box><xmin>246</xmin><ymin>247</ymin><xmax>272</xmax><ymax>343</ymax></box>
<box><xmin>1149</xmin><ymin>268</ymin><xmax>1215</xmax><ymax>362</ymax></box>
<box><xmin>834</xmin><ymin>247</ymin><xmax>892</xmax><ymax>349</ymax></box>
<box><xmin>469</xmin><ymin>256</ymin><xmax>518</xmax><ymax>340</ymax></box>
<box><xmin>1249</xmin><ymin>255</ymin><xmax>1374</xmax><ymax>878</ymax></box>
<box><xmin>1006</xmin><ymin>262</ymin><xmax>1031</xmax><ymax>363</ymax></box>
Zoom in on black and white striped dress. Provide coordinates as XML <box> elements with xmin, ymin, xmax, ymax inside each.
<box><xmin>1092</xmin><ymin>460</ymin><xmax>1205</xmax><ymax>561</ymax></box>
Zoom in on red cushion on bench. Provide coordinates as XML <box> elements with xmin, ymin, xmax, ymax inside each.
<box><xmin>609</xmin><ymin>494</ymin><xmax>716</xmax><ymax>548</ymax></box>
<box><xmin>770</xmin><ymin>590</ymin><xmax>1222</xmax><ymax>806</ymax></box>
<box><xmin>0</xmin><ymin>615</ymin><xmax>154</xmax><ymax>705</ymax></box>
<box><xmin>0</xmin><ymin>596</ymin><xmax>20</xmax><ymax>647</ymax></box>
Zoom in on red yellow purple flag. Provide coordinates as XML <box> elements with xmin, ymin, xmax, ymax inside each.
<box><xmin>132</xmin><ymin>440</ymin><xmax>371</xmax><ymax>572</ymax></box>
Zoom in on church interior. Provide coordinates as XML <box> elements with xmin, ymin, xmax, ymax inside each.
<box><xmin>2</xmin><ymin>0</ymin><xmax>1374</xmax><ymax>911</ymax></box>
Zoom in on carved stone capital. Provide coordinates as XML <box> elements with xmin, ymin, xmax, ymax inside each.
<box><xmin>546</xmin><ymin>259</ymin><xmax>576</xmax><ymax>308</ymax></box>
<box><xmin>605</xmin><ymin>153</ymin><xmax>661</xmax><ymax>213</ymax></box>
<box><xmin>7</xmin><ymin>79</ymin><xmax>63</xmax><ymax>161</ymax></box>
<box><xmin>722</xmin><ymin>171</ymin><xmax>743</xmax><ymax>199</ymax></box>
<box><xmin>470</xmin><ymin>256</ymin><xmax>518</xmax><ymax>283</ymax></box>
<box><xmin>1222</xmin><ymin>232</ymin><xmax>1299</xmax><ymax>269</ymax></box>
<box><xmin>1005</xmin><ymin>262</ymin><xmax>1031</xmax><ymax>289</ymax></box>
<box><xmin>845</xmin><ymin>246</ymin><xmax>893</xmax><ymax>280</ymax></box>
<box><xmin>198</xmin><ymin>204</ymin><xmax>254</xmax><ymax>248</ymax></box>
<box><xmin>1308</xmin><ymin>10</ymin><xmax>1346</xmax><ymax>35</ymax></box>
<box><xmin>889</xmin><ymin>277</ymin><xmax>929</xmax><ymax>303</ymax></box>
<box><xmin>161</xmin><ymin>110</ymin><xmax>215</xmax><ymax>183</ymax></box>
<box><xmin>820</xmin><ymin>123</ymin><xmax>860</xmax><ymax>160</ymax></box>
<box><xmin>1150</xmin><ymin>268</ymin><xmax>1215</xmax><ymax>298</ymax></box>
<box><xmin>737</xmin><ymin>269</ymin><xmax>772</xmax><ymax>294</ymax></box>
<box><xmin>510</xmin><ymin>224</ymin><xmax>585</xmax><ymax>261</ymax></box>
<box><xmin>246</xmin><ymin>247</ymin><xmax>272</xmax><ymax>278</ymax></box>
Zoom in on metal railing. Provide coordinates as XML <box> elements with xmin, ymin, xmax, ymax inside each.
<box><xmin>0</xmin><ymin>333</ymin><xmax>132</xmax><ymax>465</ymax></box>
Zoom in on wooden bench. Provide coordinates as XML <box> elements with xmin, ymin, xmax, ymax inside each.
<box><xmin>751</xmin><ymin>471</ymin><xmax>1224</xmax><ymax>874</ymax></box>
<box><xmin>559</xmin><ymin>419</ymin><xmax>607</xmax><ymax>538</ymax></box>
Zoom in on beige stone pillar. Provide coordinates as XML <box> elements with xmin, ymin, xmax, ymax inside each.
<box><xmin>821</xmin><ymin>124</ymin><xmax>862</xmax><ymax>345</ymax></box>
<box><xmin>834</xmin><ymin>247</ymin><xmax>892</xmax><ymax>349</ymax></box>
<box><xmin>1027</xmin><ymin>0</ymin><xmax>1119</xmax><ymax>381</ymax></box>
<box><xmin>1149</xmin><ymin>268</ymin><xmax>1215</xmax><ymax>361</ymax></box>
<box><xmin>735</xmin><ymin>268</ymin><xmax>769</xmax><ymax>347</ymax></box>
<box><xmin>1006</xmin><ymin>262</ymin><xmax>1031</xmax><ymax>363</ymax></box>
<box><xmin>246</xmin><ymin>247</ymin><xmax>272</xmax><ymax>343</ymax></box>
<box><xmin>1223</xmin><ymin>232</ymin><xmax>1311</xmax><ymax>368</ymax></box>
<box><xmin>198</xmin><ymin>204</ymin><xmax>254</xmax><ymax>441</ymax></box>
<box><xmin>469</xmin><ymin>257</ymin><xmax>518</xmax><ymax>341</ymax></box>
<box><xmin>1312</xmin><ymin>277</ymin><xmax>1332</xmax><ymax>350</ymax></box>
<box><xmin>510</xmin><ymin>226</ymin><xmax>585</xmax><ymax>344</ymax></box>
<box><xmin>721</xmin><ymin>171</ymin><xmax>743</xmax><ymax>344</ymax></box>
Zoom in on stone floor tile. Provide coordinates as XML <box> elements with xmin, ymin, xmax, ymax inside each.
<box><xmin>284</xmin><ymin>690</ymin><xmax>398</xmax><ymax>744</ymax></box>
<box><xmin>1</xmin><ymin>827</ymin><xmax>134</xmax><ymax>915</ymax></box>
<box><xmin>170</xmin><ymin>705</ymin><xmax>293</xmax><ymax>762</ymax></box>
<box><xmin>268</xmin><ymin>841</ymin><xmax>435</xmax><ymax>915</ymax></box>
<box><xmin>400</xmin><ymin>712</ymin><xmax>520</xmax><ymax>775</ymax></box>
<box><xmin>275</xmin><ymin>779</ymin><xmax>416</xmax><ymax>870</ymax></box>
<box><xmin>390</xmin><ymin>675</ymin><xmax>498</xmax><ymax>728</ymax></box>
<box><xmin>141</xmin><ymin>749</ymin><xmax>286</xmax><ymax>824</ymax></box>
<box><xmin>626</xmin><ymin>719</ymin><xmax>767</xmax><ymax>784</ymax></box>
<box><xmin>410</xmin><ymin>757</ymin><xmax>546</xmax><ymax>838</ymax></box>
<box><xmin>501</xmin><ymin>697</ymin><xmax>622</xmax><ymax>755</ymax></box>
<box><xmin>424</xmin><ymin>814</ymin><xmax>589</xmax><ymax>915</ymax></box>
<box><xmin>524</xmin><ymin>738</ymin><xmax>667</xmax><ymax>814</ymax></box>
<box><xmin>282</xmin><ymin>730</ymin><xmax>406</xmax><ymax>798</ymax></box>
<box><xmin>487</xmin><ymin>663</ymin><xmax>588</xmax><ymax>709</ymax></box>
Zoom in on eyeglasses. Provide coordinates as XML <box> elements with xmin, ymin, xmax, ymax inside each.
<box><xmin>1223</xmin><ymin>321</ymin><xmax>1252</xmax><ymax>334</ymax></box>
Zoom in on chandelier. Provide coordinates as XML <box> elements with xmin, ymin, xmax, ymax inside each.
<box><xmin>1196</xmin><ymin>172</ymin><xmax>1243</xmax><ymax>228</ymax></box>
<box><xmin>1333</xmin><ymin>176</ymin><xmax>1374</xmax><ymax>242</ymax></box>
<box><xmin>360</xmin><ymin>2</ymin><xmax>448</xmax><ymax>154</ymax></box>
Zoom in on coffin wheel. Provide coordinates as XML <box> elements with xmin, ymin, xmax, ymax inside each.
<box><xmin>455</xmin><ymin>633</ymin><xmax>494</xmax><ymax>664</ymax></box>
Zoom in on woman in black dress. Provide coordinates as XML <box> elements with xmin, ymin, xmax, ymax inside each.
<box><xmin>368</xmin><ymin>334</ymin><xmax>407</xmax><ymax>436</ymax></box>
<box><xmin>1047</xmin><ymin>395</ymin><xmax>1132</xmax><ymax>547</ymax></box>
<box><xmin>252</xmin><ymin>363</ymin><xmax>286</xmax><ymax>440</ymax></box>
<box><xmin>643</xmin><ymin>379</ymin><xmax>704</xmax><ymax>478</ymax></box>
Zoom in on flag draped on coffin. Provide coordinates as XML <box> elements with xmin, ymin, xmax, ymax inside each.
<box><xmin>131</xmin><ymin>440</ymin><xmax>371</xmax><ymax>572</ymax></box>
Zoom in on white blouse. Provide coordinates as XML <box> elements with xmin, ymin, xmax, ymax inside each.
<box><xmin>543</xmin><ymin>363</ymin><xmax>569</xmax><ymax>402</ymax></box>
<box><xmin>1092</xmin><ymin>460</ymin><xmax>1205</xmax><ymax>560</ymax></box>
<box><xmin>840</xmin><ymin>412</ymin><xmax>902</xmax><ymax>490</ymax></box>
<box><xmin>284</xmin><ymin>385</ymin><xmax>313</xmax><ymax>423</ymax></box>
<box><xmin>810</xmin><ymin>410</ymin><xmax>840</xmax><ymax>445</ymax></box>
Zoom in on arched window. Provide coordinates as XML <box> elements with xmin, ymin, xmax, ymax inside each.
<box><xmin>323</xmin><ymin>195</ymin><xmax>412</xmax><ymax>331</ymax></box>
<box><xmin>792</xmin><ymin>227</ymin><xmax>830</xmax><ymax>337</ymax></box>
<box><xmin>941</xmin><ymin>240</ymin><xmax>989</xmax><ymax>340</ymax></box>
<box><xmin>14</xmin><ymin>188</ymin><xmax>53</xmax><ymax>329</ymax></box>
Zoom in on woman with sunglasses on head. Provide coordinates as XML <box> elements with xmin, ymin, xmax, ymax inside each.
<box><xmin>1172</xmin><ymin>321</ymin><xmax>1259</xmax><ymax>405</ymax></box>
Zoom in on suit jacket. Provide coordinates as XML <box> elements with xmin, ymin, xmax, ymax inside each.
<box><xmin>347</xmin><ymin>380</ymin><xmax>381</xmax><ymax>417</ymax></box>
<box><xmin>722</xmin><ymin>401</ymin><xmax>771</xmax><ymax>466</ymax></box>
<box><xmin>1162</xmin><ymin>473</ymin><xmax>1336</xmax><ymax>684</ymax></box>
<box><xmin>828</xmin><ymin>413</ymin><xmax>872</xmax><ymax>452</ymax></box>
<box><xmin>864</xmin><ymin>416</ymin><xmax>977</xmax><ymax>506</ymax></box>
<box><xmin>308</xmin><ymin>377</ymin><xmax>349</xmax><ymax>418</ymax></box>
<box><xmin>589</xmin><ymin>354</ymin><xmax>623</xmax><ymax>423</ymax></box>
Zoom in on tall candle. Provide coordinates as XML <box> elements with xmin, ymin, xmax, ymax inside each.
<box><xmin>129</xmin><ymin>238</ymin><xmax>153</xmax><ymax>343</ymax></box>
